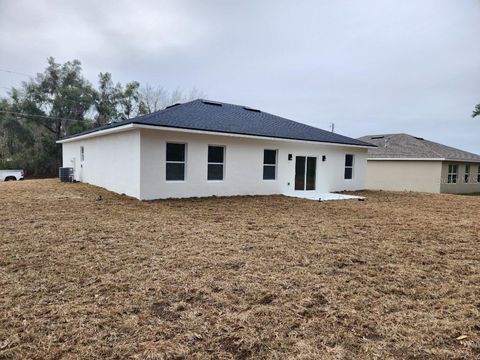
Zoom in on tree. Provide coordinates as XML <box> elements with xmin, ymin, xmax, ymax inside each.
<box><xmin>0</xmin><ymin>99</ymin><xmax>34</xmax><ymax>161</ymax></box>
<box><xmin>118</xmin><ymin>81</ymin><xmax>140</xmax><ymax>119</ymax></box>
<box><xmin>21</xmin><ymin>57</ymin><xmax>96</xmax><ymax>140</ymax></box>
<box><xmin>138</xmin><ymin>85</ymin><xmax>206</xmax><ymax>115</ymax></box>
<box><xmin>94</xmin><ymin>73</ymin><xmax>141</xmax><ymax>126</ymax></box>
<box><xmin>0</xmin><ymin>57</ymin><xmax>96</xmax><ymax>175</ymax></box>
<box><xmin>0</xmin><ymin>98</ymin><xmax>54</xmax><ymax>176</ymax></box>
<box><xmin>138</xmin><ymin>84</ymin><xmax>167</xmax><ymax>114</ymax></box>
<box><xmin>473</xmin><ymin>104</ymin><xmax>480</xmax><ymax>118</ymax></box>
<box><xmin>0</xmin><ymin>57</ymin><xmax>205</xmax><ymax>177</ymax></box>
<box><xmin>95</xmin><ymin>72</ymin><xmax>121</xmax><ymax>126</ymax></box>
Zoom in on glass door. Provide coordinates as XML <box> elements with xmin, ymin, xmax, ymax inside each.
<box><xmin>306</xmin><ymin>157</ymin><xmax>316</xmax><ymax>190</ymax></box>
<box><xmin>295</xmin><ymin>156</ymin><xmax>306</xmax><ymax>190</ymax></box>
<box><xmin>295</xmin><ymin>156</ymin><xmax>316</xmax><ymax>190</ymax></box>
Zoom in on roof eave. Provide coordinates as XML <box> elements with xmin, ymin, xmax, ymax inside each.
<box><xmin>368</xmin><ymin>157</ymin><xmax>445</xmax><ymax>161</ymax></box>
<box><xmin>368</xmin><ymin>157</ymin><xmax>480</xmax><ymax>163</ymax></box>
<box><xmin>56</xmin><ymin>123</ymin><xmax>135</xmax><ymax>143</ymax></box>
<box><xmin>58</xmin><ymin>122</ymin><xmax>374</xmax><ymax>148</ymax></box>
<box><xmin>444</xmin><ymin>158</ymin><xmax>480</xmax><ymax>163</ymax></box>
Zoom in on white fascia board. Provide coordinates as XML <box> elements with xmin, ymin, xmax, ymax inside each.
<box><xmin>57</xmin><ymin>122</ymin><xmax>373</xmax><ymax>149</ymax></box>
<box><xmin>368</xmin><ymin>158</ymin><xmax>445</xmax><ymax>161</ymax></box>
<box><xmin>56</xmin><ymin>124</ymin><xmax>135</xmax><ymax>143</ymax></box>
<box><xmin>133</xmin><ymin>124</ymin><xmax>373</xmax><ymax>149</ymax></box>
<box><xmin>368</xmin><ymin>158</ymin><xmax>480</xmax><ymax>163</ymax></box>
<box><xmin>444</xmin><ymin>159</ymin><xmax>480</xmax><ymax>163</ymax></box>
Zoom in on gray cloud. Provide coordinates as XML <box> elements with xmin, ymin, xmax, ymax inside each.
<box><xmin>1</xmin><ymin>0</ymin><xmax>479</xmax><ymax>152</ymax></box>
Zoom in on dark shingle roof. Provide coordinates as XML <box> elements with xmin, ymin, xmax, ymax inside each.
<box><xmin>62</xmin><ymin>99</ymin><xmax>374</xmax><ymax>147</ymax></box>
<box><xmin>358</xmin><ymin>133</ymin><xmax>480</xmax><ymax>162</ymax></box>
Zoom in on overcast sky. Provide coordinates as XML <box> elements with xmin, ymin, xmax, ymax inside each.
<box><xmin>1</xmin><ymin>0</ymin><xmax>479</xmax><ymax>152</ymax></box>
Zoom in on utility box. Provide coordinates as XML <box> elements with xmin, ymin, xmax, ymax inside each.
<box><xmin>59</xmin><ymin>167</ymin><xmax>74</xmax><ymax>182</ymax></box>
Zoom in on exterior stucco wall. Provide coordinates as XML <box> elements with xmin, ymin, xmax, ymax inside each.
<box><xmin>61</xmin><ymin>128</ymin><xmax>368</xmax><ymax>200</ymax></box>
<box><xmin>366</xmin><ymin>160</ymin><xmax>442</xmax><ymax>193</ymax></box>
<box><xmin>139</xmin><ymin>129</ymin><xmax>368</xmax><ymax>200</ymax></box>
<box><xmin>440</xmin><ymin>162</ymin><xmax>480</xmax><ymax>194</ymax></box>
<box><xmin>61</xmin><ymin>130</ymin><xmax>141</xmax><ymax>198</ymax></box>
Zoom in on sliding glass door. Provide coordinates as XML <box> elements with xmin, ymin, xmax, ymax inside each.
<box><xmin>295</xmin><ymin>156</ymin><xmax>316</xmax><ymax>190</ymax></box>
<box><xmin>306</xmin><ymin>157</ymin><xmax>317</xmax><ymax>190</ymax></box>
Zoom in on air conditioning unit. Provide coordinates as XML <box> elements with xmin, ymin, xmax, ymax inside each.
<box><xmin>58</xmin><ymin>167</ymin><xmax>74</xmax><ymax>182</ymax></box>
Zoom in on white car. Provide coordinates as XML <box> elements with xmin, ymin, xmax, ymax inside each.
<box><xmin>0</xmin><ymin>169</ymin><xmax>24</xmax><ymax>181</ymax></box>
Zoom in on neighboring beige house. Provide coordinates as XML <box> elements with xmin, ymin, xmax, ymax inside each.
<box><xmin>358</xmin><ymin>133</ymin><xmax>480</xmax><ymax>194</ymax></box>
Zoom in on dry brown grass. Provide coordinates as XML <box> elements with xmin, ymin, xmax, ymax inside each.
<box><xmin>1</xmin><ymin>179</ymin><xmax>479</xmax><ymax>359</ymax></box>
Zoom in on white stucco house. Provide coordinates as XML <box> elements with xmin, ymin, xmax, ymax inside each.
<box><xmin>58</xmin><ymin>99</ymin><xmax>374</xmax><ymax>200</ymax></box>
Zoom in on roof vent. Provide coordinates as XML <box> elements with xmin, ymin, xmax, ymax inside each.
<box><xmin>371</xmin><ymin>136</ymin><xmax>384</xmax><ymax>139</ymax></box>
<box><xmin>243</xmin><ymin>106</ymin><xmax>261</xmax><ymax>113</ymax></box>
<box><xmin>201</xmin><ymin>100</ymin><xmax>222</xmax><ymax>106</ymax></box>
<box><xmin>414</xmin><ymin>136</ymin><xmax>424</xmax><ymax>140</ymax></box>
<box><xmin>166</xmin><ymin>103</ymin><xmax>181</xmax><ymax>109</ymax></box>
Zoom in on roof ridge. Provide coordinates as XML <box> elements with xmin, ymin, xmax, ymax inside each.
<box><xmin>360</xmin><ymin>133</ymin><xmax>480</xmax><ymax>161</ymax></box>
<box><xmin>193</xmin><ymin>100</ymin><xmax>354</xmax><ymax>140</ymax></box>
<box><xmin>60</xmin><ymin>99</ymin><xmax>374</xmax><ymax>147</ymax></box>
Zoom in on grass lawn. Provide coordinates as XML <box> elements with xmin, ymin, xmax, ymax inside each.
<box><xmin>1</xmin><ymin>179</ymin><xmax>479</xmax><ymax>359</ymax></box>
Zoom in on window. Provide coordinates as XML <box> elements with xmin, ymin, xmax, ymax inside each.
<box><xmin>344</xmin><ymin>154</ymin><xmax>354</xmax><ymax>179</ymax></box>
<box><xmin>263</xmin><ymin>150</ymin><xmax>277</xmax><ymax>180</ymax></box>
<box><xmin>80</xmin><ymin>146</ymin><xmax>84</xmax><ymax>162</ymax></box>
<box><xmin>478</xmin><ymin>166</ymin><xmax>480</xmax><ymax>183</ymax></box>
<box><xmin>166</xmin><ymin>143</ymin><xmax>186</xmax><ymax>181</ymax></box>
<box><xmin>464</xmin><ymin>164</ymin><xmax>470</xmax><ymax>183</ymax></box>
<box><xmin>208</xmin><ymin>146</ymin><xmax>225</xmax><ymax>180</ymax></box>
<box><xmin>447</xmin><ymin>164</ymin><xmax>458</xmax><ymax>184</ymax></box>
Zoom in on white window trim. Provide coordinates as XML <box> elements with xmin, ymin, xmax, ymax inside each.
<box><xmin>165</xmin><ymin>142</ymin><xmax>187</xmax><ymax>182</ymax></box>
<box><xmin>263</xmin><ymin>149</ymin><xmax>277</xmax><ymax>181</ymax></box>
<box><xmin>447</xmin><ymin>164</ymin><xmax>458</xmax><ymax>184</ymax></box>
<box><xmin>80</xmin><ymin>146</ymin><xmax>84</xmax><ymax>162</ymax></box>
<box><xmin>344</xmin><ymin>154</ymin><xmax>354</xmax><ymax>180</ymax></box>
<box><xmin>207</xmin><ymin>145</ymin><xmax>225</xmax><ymax>181</ymax></box>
